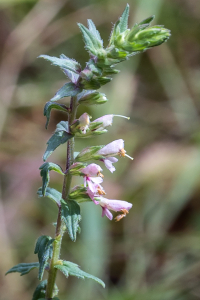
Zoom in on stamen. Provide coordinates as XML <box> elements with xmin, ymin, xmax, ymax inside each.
<box><xmin>125</xmin><ymin>153</ymin><xmax>134</xmax><ymax>160</ymax></box>
<box><xmin>115</xmin><ymin>209</ymin><xmax>129</xmax><ymax>222</ymax></box>
<box><xmin>97</xmin><ymin>187</ymin><xmax>106</xmax><ymax>195</ymax></box>
<box><xmin>119</xmin><ymin>148</ymin><xmax>126</xmax><ymax>157</ymax></box>
<box><xmin>97</xmin><ymin>171</ymin><xmax>104</xmax><ymax>178</ymax></box>
<box><xmin>114</xmin><ymin>115</ymin><xmax>130</xmax><ymax>120</ymax></box>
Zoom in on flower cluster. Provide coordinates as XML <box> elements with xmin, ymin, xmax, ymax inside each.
<box><xmin>70</xmin><ymin>138</ymin><xmax>133</xmax><ymax>221</ymax></box>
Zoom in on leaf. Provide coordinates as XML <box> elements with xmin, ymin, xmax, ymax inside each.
<box><xmin>78</xmin><ymin>23</ymin><xmax>102</xmax><ymax>54</ymax></box>
<box><xmin>34</xmin><ymin>235</ymin><xmax>54</xmax><ymax>280</ymax></box>
<box><xmin>55</xmin><ymin>260</ymin><xmax>105</xmax><ymax>288</ymax></box>
<box><xmin>39</xmin><ymin>162</ymin><xmax>64</xmax><ymax>196</ymax></box>
<box><xmin>43</xmin><ymin>121</ymin><xmax>74</xmax><ymax>161</ymax></box>
<box><xmin>32</xmin><ymin>280</ymin><xmax>47</xmax><ymax>300</ymax></box>
<box><xmin>138</xmin><ymin>15</ymin><xmax>155</xmax><ymax>26</ymax></box>
<box><xmin>5</xmin><ymin>262</ymin><xmax>39</xmax><ymax>276</ymax></box>
<box><xmin>61</xmin><ymin>200</ymin><xmax>81</xmax><ymax>242</ymax></box>
<box><xmin>44</xmin><ymin>101</ymin><xmax>68</xmax><ymax>129</ymax></box>
<box><xmin>39</xmin><ymin>55</ymin><xmax>81</xmax><ymax>73</ymax></box>
<box><xmin>51</xmin><ymin>82</ymin><xmax>82</xmax><ymax>101</ymax></box>
<box><xmin>87</xmin><ymin>19</ymin><xmax>103</xmax><ymax>45</ymax></box>
<box><xmin>118</xmin><ymin>4</ymin><xmax>129</xmax><ymax>32</ymax></box>
<box><xmin>37</xmin><ymin>187</ymin><xmax>62</xmax><ymax>206</ymax></box>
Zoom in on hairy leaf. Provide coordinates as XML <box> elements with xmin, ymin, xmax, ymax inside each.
<box><xmin>6</xmin><ymin>262</ymin><xmax>39</xmax><ymax>276</ymax></box>
<box><xmin>61</xmin><ymin>200</ymin><xmax>81</xmax><ymax>242</ymax></box>
<box><xmin>39</xmin><ymin>55</ymin><xmax>81</xmax><ymax>73</ymax></box>
<box><xmin>78</xmin><ymin>23</ymin><xmax>102</xmax><ymax>54</ymax></box>
<box><xmin>44</xmin><ymin>101</ymin><xmax>68</xmax><ymax>129</ymax></box>
<box><xmin>87</xmin><ymin>19</ymin><xmax>103</xmax><ymax>45</ymax></box>
<box><xmin>55</xmin><ymin>260</ymin><xmax>105</xmax><ymax>288</ymax></box>
<box><xmin>37</xmin><ymin>187</ymin><xmax>62</xmax><ymax>206</ymax></box>
<box><xmin>39</xmin><ymin>162</ymin><xmax>64</xmax><ymax>196</ymax></box>
<box><xmin>51</xmin><ymin>82</ymin><xmax>82</xmax><ymax>101</ymax></box>
<box><xmin>118</xmin><ymin>4</ymin><xmax>129</xmax><ymax>32</ymax></box>
<box><xmin>138</xmin><ymin>15</ymin><xmax>155</xmax><ymax>26</ymax></box>
<box><xmin>32</xmin><ymin>280</ymin><xmax>47</xmax><ymax>300</ymax></box>
<box><xmin>34</xmin><ymin>235</ymin><xmax>54</xmax><ymax>280</ymax></box>
<box><xmin>43</xmin><ymin>121</ymin><xmax>74</xmax><ymax>161</ymax></box>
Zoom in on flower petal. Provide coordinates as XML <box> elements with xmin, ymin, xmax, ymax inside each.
<box><xmin>81</xmin><ymin>163</ymin><xmax>102</xmax><ymax>177</ymax></box>
<box><xmin>103</xmin><ymin>157</ymin><xmax>118</xmax><ymax>173</ymax></box>
<box><xmin>102</xmin><ymin>207</ymin><xmax>113</xmax><ymax>220</ymax></box>
<box><xmin>98</xmin><ymin>139</ymin><xmax>124</xmax><ymax>156</ymax></box>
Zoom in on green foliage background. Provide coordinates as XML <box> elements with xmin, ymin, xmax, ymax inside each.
<box><xmin>1</xmin><ymin>0</ymin><xmax>200</xmax><ymax>299</ymax></box>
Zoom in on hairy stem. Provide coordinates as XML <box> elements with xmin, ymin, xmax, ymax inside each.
<box><xmin>45</xmin><ymin>96</ymin><xmax>77</xmax><ymax>299</ymax></box>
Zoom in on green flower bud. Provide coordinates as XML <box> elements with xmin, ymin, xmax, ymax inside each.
<box><xmin>69</xmin><ymin>186</ymin><xmax>91</xmax><ymax>202</ymax></box>
<box><xmin>69</xmin><ymin>163</ymin><xmax>86</xmax><ymax>176</ymax></box>
<box><xmin>75</xmin><ymin>145</ymin><xmax>103</xmax><ymax>162</ymax></box>
<box><xmin>77</xmin><ymin>90</ymin><xmax>108</xmax><ymax>105</ymax></box>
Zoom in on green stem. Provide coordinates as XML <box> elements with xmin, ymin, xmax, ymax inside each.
<box><xmin>45</xmin><ymin>96</ymin><xmax>77</xmax><ymax>299</ymax></box>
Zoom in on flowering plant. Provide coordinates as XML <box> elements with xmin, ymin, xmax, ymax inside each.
<box><xmin>6</xmin><ymin>4</ymin><xmax>170</xmax><ymax>299</ymax></box>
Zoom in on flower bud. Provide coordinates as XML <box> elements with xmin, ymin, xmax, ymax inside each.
<box><xmin>77</xmin><ymin>90</ymin><xmax>108</xmax><ymax>105</ymax></box>
<box><xmin>69</xmin><ymin>186</ymin><xmax>91</xmax><ymax>203</ymax></box>
<box><xmin>75</xmin><ymin>145</ymin><xmax>103</xmax><ymax>162</ymax></box>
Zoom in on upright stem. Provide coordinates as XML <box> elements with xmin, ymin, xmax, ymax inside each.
<box><xmin>45</xmin><ymin>96</ymin><xmax>77</xmax><ymax>299</ymax></box>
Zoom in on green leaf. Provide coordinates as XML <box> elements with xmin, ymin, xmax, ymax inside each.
<box><xmin>61</xmin><ymin>200</ymin><xmax>81</xmax><ymax>242</ymax></box>
<box><xmin>37</xmin><ymin>187</ymin><xmax>62</xmax><ymax>206</ymax></box>
<box><xmin>51</xmin><ymin>82</ymin><xmax>82</xmax><ymax>101</ymax></box>
<box><xmin>87</xmin><ymin>19</ymin><xmax>103</xmax><ymax>45</ymax></box>
<box><xmin>39</xmin><ymin>55</ymin><xmax>81</xmax><ymax>73</ymax></box>
<box><xmin>118</xmin><ymin>4</ymin><xmax>129</xmax><ymax>32</ymax></box>
<box><xmin>55</xmin><ymin>260</ymin><xmax>105</xmax><ymax>288</ymax></box>
<box><xmin>34</xmin><ymin>235</ymin><xmax>54</xmax><ymax>280</ymax></box>
<box><xmin>44</xmin><ymin>101</ymin><xmax>68</xmax><ymax>129</ymax></box>
<box><xmin>138</xmin><ymin>15</ymin><xmax>155</xmax><ymax>26</ymax></box>
<box><xmin>39</xmin><ymin>162</ymin><xmax>64</xmax><ymax>196</ymax></box>
<box><xmin>32</xmin><ymin>280</ymin><xmax>47</xmax><ymax>300</ymax></box>
<box><xmin>43</xmin><ymin>121</ymin><xmax>74</xmax><ymax>161</ymax></box>
<box><xmin>6</xmin><ymin>262</ymin><xmax>39</xmax><ymax>276</ymax></box>
<box><xmin>78</xmin><ymin>23</ymin><xmax>103</xmax><ymax>54</ymax></box>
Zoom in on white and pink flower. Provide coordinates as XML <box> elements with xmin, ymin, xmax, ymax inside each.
<box><xmin>93</xmin><ymin>114</ymin><xmax>129</xmax><ymax>131</ymax></box>
<box><xmin>94</xmin><ymin>196</ymin><xmax>132</xmax><ymax>221</ymax></box>
<box><xmin>98</xmin><ymin>139</ymin><xmax>133</xmax><ymax>172</ymax></box>
<box><xmin>80</xmin><ymin>163</ymin><xmax>105</xmax><ymax>200</ymax></box>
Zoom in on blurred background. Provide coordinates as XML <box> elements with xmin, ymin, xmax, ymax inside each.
<box><xmin>1</xmin><ymin>0</ymin><xmax>200</xmax><ymax>299</ymax></box>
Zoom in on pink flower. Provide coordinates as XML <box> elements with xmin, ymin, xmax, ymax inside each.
<box><xmin>80</xmin><ymin>163</ymin><xmax>105</xmax><ymax>200</ymax></box>
<box><xmin>98</xmin><ymin>139</ymin><xmax>133</xmax><ymax>172</ymax></box>
<box><xmin>93</xmin><ymin>114</ymin><xmax>129</xmax><ymax>131</ymax></box>
<box><xmin>94</xmin><ymin>196</ymin><xmax>132</xmax><ymax>221</ymax></box>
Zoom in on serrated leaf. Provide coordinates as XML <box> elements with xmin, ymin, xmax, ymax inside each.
<box><xmin>118</xmin><ymin>4</ymin><xmax>129</xmax><ymax>32</ymax></box>
<box><xmin>39</xmin><ymin>55</ymin><xmax>81</xmax><ymax>73</ymax></box>
<box><xmin>34</xmin><ymin>235</ymin><xmax>54</xmax><ymax>280</ymax></box>
<box><xmin>61</xmin><ymin>200</ymin><xmax>81</xmax><ymax>242</ymax></box>
<box><xmin>78</xmin><ymin>23</ymin><xmax>102</xmax><ymax>54</ymax></box>
<box><xmin>32</xmin><ymin>280</ymin><xmax>47</xmax><ymax>300</ymax></box>
<box><xmin>6</xmin><ymin>262</ymin><xmax>39</xmax><ymax>276</ymax></box>
<box><xmin>51</xmin><ymin>82</ymin><xmax>82</xmax><ymax>101</ymax></box>
<box><xmin>55</xmin><ymin>260</ymin><xmax>105</xmax><ymax>288</ymax></box>
<box><xmin>44</xmin><ymin>102</ymin><xmax>68</xmax><ymax>129</ymax></box>
<box><xmin>37</xmin><ymin>187</ymin><xmax>62</xmax><ymax>206</ymax></box>
<box><xmin>43</xmin><ymin>121</ymin><xmax>74</xmax><ymax>161</ymax></box>
<box><xmin>39</xmin><ymin>162</ymin><xmax>64</xmax><ymax>196</ymax></box>
<box><xmin>87</xmin><ymin>19</ymin><xmax>103</xmax><ymax>45</ymax></box>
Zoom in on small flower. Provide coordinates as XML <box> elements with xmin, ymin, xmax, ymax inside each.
<box><xmin>80</xmin><ymin>163</ymin><xmax>105</xmax><ymax>200</ymax></box>
<box><xmin>93</xmin><ymin>114</ymin><xmax>129</xmax><ymax>131</ymax></box>
<box><xmin>78</xmin><ymin>113</ymin><xmax>90</xmax><ymax>134</ymax></box>
<box><xmin>98</xmin><ymin>139</ymin><xmax>133</xmax><ymax>172</ymax></box>
<box><xmin>94</xmin><ymin>196</ymin><xmax>132</xmax><ymax>221</ymax></box>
